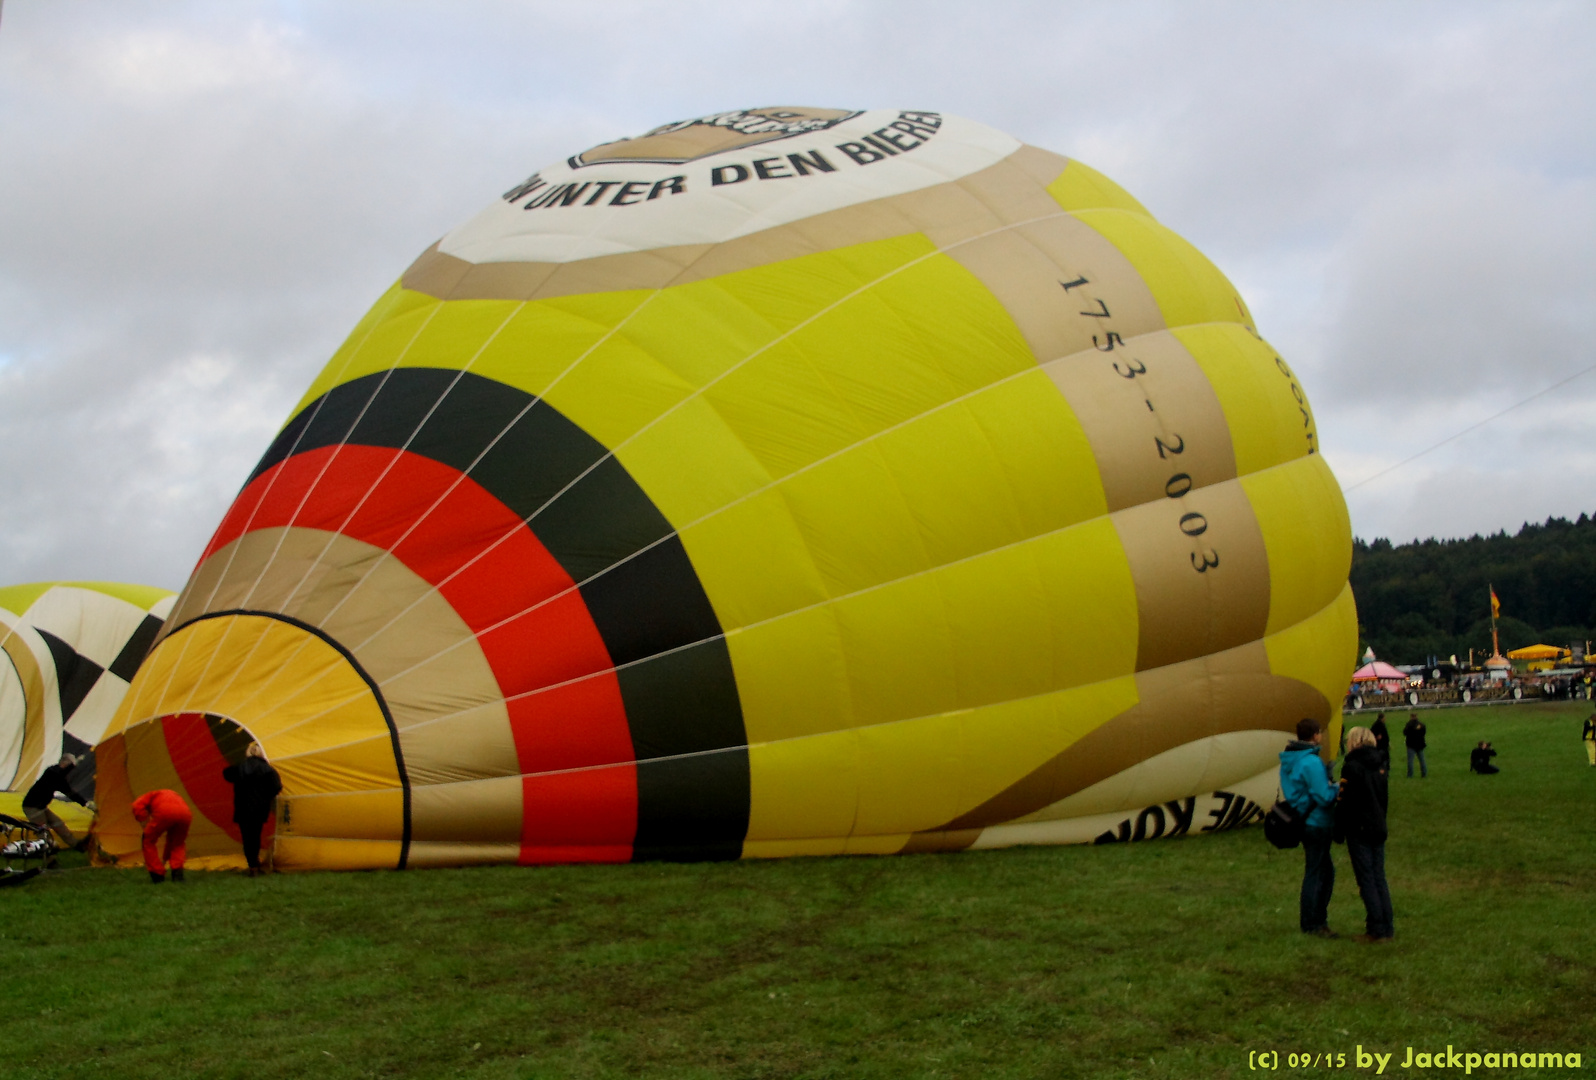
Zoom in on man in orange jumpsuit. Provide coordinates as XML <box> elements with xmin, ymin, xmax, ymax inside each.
<box><xmin>131</xmin><ymin>789</ymin><xmax>193</xmax><ymax>884</ymax></box>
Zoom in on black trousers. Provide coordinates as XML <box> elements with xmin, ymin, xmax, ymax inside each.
<box><xmin>239</xmin><ymin>815</ymin><xmax>269</xmax><ymax>869</ymax></box>
<box><xmin>1300</xmin><ymin>827</ymin><xmax>1335</xmax><ymax>932</ymax></box>
<box><xmin>1347</xmin><ymin>840</ymin><xmax>1394</xmax><ymax>938</ymax></box>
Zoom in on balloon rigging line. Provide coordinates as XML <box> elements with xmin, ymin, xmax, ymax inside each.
<box><xmin>168</xmin><ymin>305</ymin><xmax>446</xmax><ymax>720</ymax></box>
<box><xmin>156</xmin><ymin>208</ymin><xmax>1082</xmax><ymax>747</ymax></box>
<box><xmin>143</xmin><ymin>205</ymin><xmax>1259</xmax><ymax>754</ymax></box>
<box><xmin>276</xmin><ymin>303</ymin><xmax>528</xmax><ymax>617</ymax></box>
<box><xmin>264</xmin><ymin>598</ymin><xmax>1277</xmax><ymax>797</ymax></box>
<box><xmin>193</xmin><ymin>206</ymin><xmax>1084</xmax><ymax>733</ymax></box>
<box><xmin>191</xmin><ymin>296</ymin><xmax>406</xmax><ymax>619</ymax></box>
<box><xmin>1342</xmin><ymin>361</ymin><xmax>1596</xmax><ymax>494</ymax></box>
<box><xmin>182</xmin><ymin>302</ymin><xmax>538</xmax><ymax>722</ymax></box>
<box><xmin>188</xmin><ymin>208</ymin><xmax>1085</xmax><ymax>737</ymax></box>
<box><xmin>307</xmin><ymin>291</ymin><xmax>661</xmax><ymax>636</ymax></box>
<box><xmin>231</xmin><ymin>304</ymin><xmax>443</xmax><ymax>615</ymax></box>
<box><xmin>253</xmin><ymin>448</ymin><xmax>1321</xmax><ymax>760</ymax></box>
<box><xmin>203</xmin><ymin>291</ymin><xmax>666</xmax><ymax>724</ymax></box>
<box><xmin>340</xmin><ymin>208</ymin><xmax>1080</xmax><ymax>667</ymax></box>
<box><xmin>137</xmin><ymin>300</ymin><xmax>426</xmax><ymax>733</ymax></box>
<box><xmin>135</xmin><ymin>209</ymin><xmax>1272</xmax><ymax>767</ymax></box>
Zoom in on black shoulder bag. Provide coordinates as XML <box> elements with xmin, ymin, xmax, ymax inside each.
<box><xmin>1264</xmin><ymin>797</ymin><xmax>1306</xmax><ymax>850</ymax></box>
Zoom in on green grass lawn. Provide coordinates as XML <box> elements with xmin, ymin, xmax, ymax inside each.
<box><xmin>5</xmin><ymin>701</ymin><xmax>1593</xmax><ymax>1079</ymax></box>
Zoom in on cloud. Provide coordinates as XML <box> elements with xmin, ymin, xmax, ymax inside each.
<box><xmin>0</xmin><ymin>0</ymin><xmax>1592</xmax><ymax>588</ymax></box>
<box><xmin>1318</xmin><ymin>169</ymin><xmax>1596</xmax><ymax>401</ymax></box>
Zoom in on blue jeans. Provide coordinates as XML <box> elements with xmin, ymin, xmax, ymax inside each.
<box><xmin>1300</xmin><ymin>827</ymin><xmax>1335</xmax><ymax>932</ymax></box>
<box><xmin>1347</xmin><ymin>840</ymin><xmax>1393</xmax><ymax>938</ymax></box>
<box><xmin>1406</xmin><ymin>747</ymin><xmax>1427</xmax><ymax>777</ymax></box>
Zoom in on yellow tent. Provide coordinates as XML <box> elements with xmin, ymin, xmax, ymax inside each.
<box><xmin>1506</xmin><ymin>644</ymin><xmax>1568</xmax><ymax>660</ymax></box>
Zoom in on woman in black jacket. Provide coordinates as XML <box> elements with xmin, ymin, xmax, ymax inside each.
<box><xmin>1337</xmin><ymin>727</ymin><xmax>1393</xmax><ymax>942</ymax></box>
<box><xmin>222</xmin><ymin>743</ymin><xmax>283</xmax><ymax>876</ymax></box>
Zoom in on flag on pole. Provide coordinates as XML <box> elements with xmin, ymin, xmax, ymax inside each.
<box><xmin>1490</xmin><ymin>586</ymin><xmax>1501</xmax><ymax>619</ymax></box>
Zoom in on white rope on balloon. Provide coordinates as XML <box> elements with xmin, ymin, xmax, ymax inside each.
<box><xmin>178</xmin><ymin>207</ymin><xmax>1085</xmax><ymax>746</ymax></box>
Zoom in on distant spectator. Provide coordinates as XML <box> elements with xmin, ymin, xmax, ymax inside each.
<box><xmin>1370</xmin><ymin>714</ymin><xmax>1391</xmax><ymax>764</ymax></box>
<box><xmin>1469</xmin><ymin>741</ymin><xmax>1499</xmax><ymax>775</ymax></box>
<box><xmin>1582</xmin><ymin>713</ymin><xmax>1594</xmax><ymax>767</ymax></box>
<box><xmin>1280</xmin><ymin>718</ymin><xmax>1339</xmax><ymax>938</ymax></box>
<box><xmin>1402</xmin><ymin>713</ymin><xmax>1427</xmax><ymax>778</ymax></box>
<box><xmin>222</xmin><ymin>742</ymin><xmax>282</xmax><ymax>877</ymax></box>
<box><xmin>131</xmin><ymin>789</ymin><xmax>192</xmax><ymax>884</ymax></box>
<box><xmin>21</xmin><ymin>754</ymin><xmax>93</xmax><ymax>854</ymax></box>
<box><xmin>1336</xmin><ymin>726</ymin><xmax>1393</xmax><ymax>943</ymax></box>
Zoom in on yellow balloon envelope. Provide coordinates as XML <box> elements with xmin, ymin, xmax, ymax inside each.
<box><xmin>1</xmin><ymin>581</ymin><xmax>174</xmax><ymax>827</ymax></box>
<box><xmin>97</xmin><ymin>108</ymin><xmax>1355</xmax><ymax>871</ymax></box>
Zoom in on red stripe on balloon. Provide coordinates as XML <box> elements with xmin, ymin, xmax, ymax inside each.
<box><xmin>160</xmin><ymin>712</ymin><xmax>245</xmax><ymax>843</ymax></box>
<box><xmin>520</xmin><ymin>761</ymin><xmax>636</xmax><ymax>864</ymax></box>
<box><xmin>204</xmin><ymin>445</ymin><xmax>639</xmax><ymax>850</ymax></box>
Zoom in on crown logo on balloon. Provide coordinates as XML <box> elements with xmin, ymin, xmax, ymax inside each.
<box><xmin>570</xmin><ymin>106</ymin><xmax>860</xmax><ymax>168</ymax></box>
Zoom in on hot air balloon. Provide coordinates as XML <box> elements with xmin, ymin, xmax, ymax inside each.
<box><xmin>1</xmin><ymin>582</ymin><xmax>174</xmax><ymax>827</ymax></box>
<box><xmin>96</xmin><ymin>108</ymin><xmax>1356</xmax><ymax>871</ymax></box>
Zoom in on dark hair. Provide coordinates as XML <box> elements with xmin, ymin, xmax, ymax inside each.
<box><xmin>1296</xmin><ymin>718</ymin><xmax>1320</xmax><ymax>741</ymax></box>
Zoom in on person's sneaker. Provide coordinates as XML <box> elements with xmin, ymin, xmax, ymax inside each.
<box><xmin>149</xmin><ymin>871</ymin><xmax>165</xmax><ymax>884</ymax></box>
<box><xmin>1305</xmin><ymin>926</ymin><xmax>1339</xmax><ymax>939</ymax></box>
<box><xmin>171</xmin><ymin>868</ymin><xmax>185</xmax><ymax>883</ymax></box>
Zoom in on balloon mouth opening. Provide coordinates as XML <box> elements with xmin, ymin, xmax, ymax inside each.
<box><xmin>100</xmin><ymin>612</ymin><xmax>408</xmax><ymax>869</ymax></box>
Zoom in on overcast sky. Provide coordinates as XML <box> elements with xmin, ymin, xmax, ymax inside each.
<box><xmin>2</xmin><ymin>1</ymin><xmax>1592</xmax><ymax>592</ymax></box>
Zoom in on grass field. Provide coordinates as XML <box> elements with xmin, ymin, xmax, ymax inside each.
<box><xmin>4</xmin><ymin>700</ymin><xmax>1593</xmax><ymax>1079</ymax></box>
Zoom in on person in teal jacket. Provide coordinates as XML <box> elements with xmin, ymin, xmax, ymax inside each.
<box><xmin>1280</xmin><ymin>717</ymin><xmax>1340</xmax><ymax>937</ymax></box>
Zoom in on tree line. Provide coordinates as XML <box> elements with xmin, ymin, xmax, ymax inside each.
<box><xmin>1350</xmin><ymin>512</ymin><xmax>1596</xmax><ymax>666</ymax></box>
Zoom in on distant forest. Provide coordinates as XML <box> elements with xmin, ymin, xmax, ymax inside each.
<box><xmin>1350</xmin><ymin>512</ymin><xmax>1596</xmax><ymax>666</ymax></box>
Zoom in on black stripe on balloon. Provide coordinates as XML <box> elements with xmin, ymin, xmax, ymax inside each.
<box><xmin>109</xmin><ymin>614</ymin><xmax>165</xmax><ymax>683</ymax></box>
<box><xmin>36</xmin><ymin>629</ymin><xmax>104</xmax><ymax>723</ymax></box>
<box><xmin>250</xmin><ymin>368</ymin><xmax>750</xmax><ymax>861</ymax></box>
<box><xmin>204</xmin><ymin>713</ymin><xmax>256</xmax><ymax>766</ymax></box>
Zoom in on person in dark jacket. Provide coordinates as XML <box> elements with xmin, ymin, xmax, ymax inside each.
<box><xmin>1370</xmin><ymin>713</ymin><xmax>1391</xmax><ymax>764</ymax></box>
<box><xmin>222</xmin><ymin>742</ymin><xmax>282</xmax><ymax>876</ymax></box>
<box><xmin>1279</xmin><ymin>717</ymin><xmax>1340</xmax><ymax>938</ymax></box>
<box><xmin>1402</xmin><ymin>713</ymin><xmax>1427</xmax><ymax>778</ymax></box>
<box><xmin>21</xmin><ymin>754</ymin><xmax>94</xmax><ymax>853</ymax></box>
<box><xmin>1336</xmin><ymin>727</ymin><xmax>1393</xmax><ymax>942</ymax></box>
<box><xmin>1469</xmin><ymin>741</ymin><xmax>1499</xmax><ymax>774</ymax></box>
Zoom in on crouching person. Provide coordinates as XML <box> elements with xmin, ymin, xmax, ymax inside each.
<box><xmin>132</xmin><ymin>789</ymin><xmax>192</xmax><ymax>884</ymax></box>
<box><xmin>1280</xmin><ymin>718</ymin><xmax>1339</xmax><ymax>938</ymax></box>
